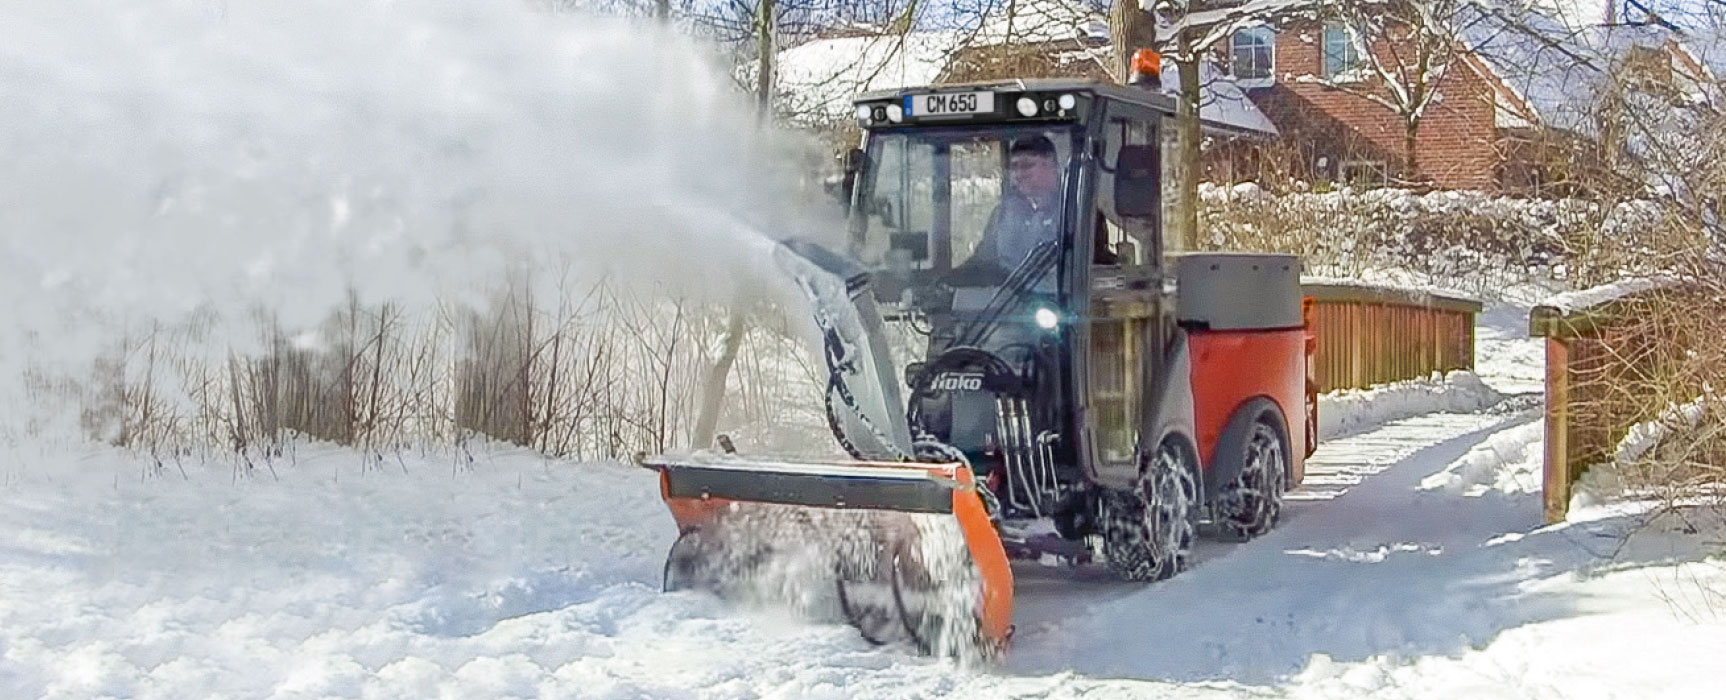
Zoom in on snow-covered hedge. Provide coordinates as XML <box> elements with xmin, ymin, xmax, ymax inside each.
<box><xmin>1199</xmin><ymin>184</ymin><xmax>1676</xmax><ymax>298</ymax></box>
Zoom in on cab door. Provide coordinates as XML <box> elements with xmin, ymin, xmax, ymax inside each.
<box><xmin>1079</xmin><ymin>103</ymin><xmax>1175</xmax><ymax>490</ymax></box>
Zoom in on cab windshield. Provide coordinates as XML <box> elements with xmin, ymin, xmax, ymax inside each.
<box><xmin>852</xmin><ymin>126</ymin><xmax>1076</xmax><ymax>304</ymax></box>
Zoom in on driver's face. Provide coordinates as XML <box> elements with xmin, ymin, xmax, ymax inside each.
<box><xmin>1009</xmin><ymin>151</ymin><xmax>1059</xmax><ymax>201</ymax></box>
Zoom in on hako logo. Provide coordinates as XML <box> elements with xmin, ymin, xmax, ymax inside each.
<box><xmin>930</xmin><ymin>372</ymin><xmax>984</xmax><ymax>392</ymax></box>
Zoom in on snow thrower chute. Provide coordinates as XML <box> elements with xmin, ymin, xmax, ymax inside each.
<box><xmin>643</xmin><ymin>80</ymin><xmax>1316</xmax><ymax>661</ymax></box>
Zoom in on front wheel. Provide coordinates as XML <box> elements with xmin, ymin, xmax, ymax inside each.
<box><xmin>1100</xmin><ymin>439</ymin><xmax>1198</xmax><ymax>582</ymax></box>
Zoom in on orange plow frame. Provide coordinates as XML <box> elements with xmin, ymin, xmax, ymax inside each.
<box><xmin>654</xmin><ymin>460</ymin><xmax>1015</xmax><ymax>650</ymax></box>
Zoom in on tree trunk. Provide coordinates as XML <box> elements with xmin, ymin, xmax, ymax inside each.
<box><xmin>755</xmin><ymin>0</ymin><xmax>775</xmax><ymax>117</ymax></box>
<box><xmin>1403</xmin><ymin>118</ymin><xmax>1421</xmax><ymax>187</ymax></box>
<box><xmin>1109</xmin><ymin>2</ymin><xmax>1155</xmax><ymax>82</ymax></box>
<box><xmin>691</xmin><ymin>311</ymin><xmax>747</xmax><ymax>450</ymax></box>
<box><xmin>1172</xmin><ymin>33</ymin><xmax>1201</xmax><ymax>253</ymax></box>
<box><xmin>687</xmin><ymin>0</ymin><xmax>775</xmax><ymax>450</ymax></box>
<box><xmin>655</xmin><ymin>0</ymin><xmax>669</xmax><ymax>21</ymax></box>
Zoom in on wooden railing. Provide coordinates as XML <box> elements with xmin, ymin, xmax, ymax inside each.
<box><xmin>1301</xmin><ymin>281</ymin><xmax>1483</xmax><ymax>393</ymax></box>
<box><xmin>1529</xmin><ymin>280</ymin><xmax>1694</xmax><ymax>523</ymax></box>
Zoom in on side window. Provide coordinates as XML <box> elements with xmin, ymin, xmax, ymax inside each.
<box><xmin>856</xmin><ymin>136</ymin><xmax>936</xmax><ymax>267</ymax></box>
<box><xmin>1322</xmin><ymin>21</ymin><xmax>1362</xmax><ymax>79</ymax></box>
<box><xmin>1096</xmin><ymin>107</ymin><xmax>1157</xmax><ymax>267</ymax></box>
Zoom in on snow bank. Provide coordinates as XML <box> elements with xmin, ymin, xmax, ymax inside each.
<box><xmin>1288</xmin><ymin>558</ymin><xmax>1726</xmax><ymax>700</ymax></box>
<box><xmin>0</xmin><ymin>445</ymin><xmax>681</xmax><ymax>699</ymax></box>
<box><xmin>1419</xmin><ymin>420</ymin><xmax>1543</xmax><ymax>496</ymax></box>
<box><xmin>1614</xmin><ymin>395</ymin><xmax>1710</xmax><ymax>467</ymax></box>
<box><xmin>1319</xmin><ymin>371</ymin><xmax>1507</xmax><ymax>440</ymax></box>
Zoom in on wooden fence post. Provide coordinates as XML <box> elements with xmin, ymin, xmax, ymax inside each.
<box><xmin>1543</xmin><ymin>336</ymin><xmax>1571</xmax><ymax>524</ymax></box>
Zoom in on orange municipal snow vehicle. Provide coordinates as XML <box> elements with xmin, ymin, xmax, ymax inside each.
<box><xmin>642</xmin><ymin>79</ymin><xmax>1317</xmax><ymax>658</ymax></box>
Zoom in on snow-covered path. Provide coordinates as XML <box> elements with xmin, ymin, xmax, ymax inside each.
<box><xmin>3</xmin><ymin>386</ymin><xmax>1722</xmax><ymax>698</ymax></box>
<box><xmin>1008</xmin><ymin>411</ymin><xmax>1546</xmax><ymax>683</ymax></box>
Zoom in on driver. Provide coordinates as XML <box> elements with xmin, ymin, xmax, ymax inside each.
<box><xmin>955</xmin><ymin>135</ymin><xmax>1062</xmax><ymax>279</ymax></box>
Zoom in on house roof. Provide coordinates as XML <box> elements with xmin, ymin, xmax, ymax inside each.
<box><xmin>1461</xmin><ymin>3</ymin><xmax>1715</xmax><ymax>135</ymax></box>
<box><xmin>771</xmin><ymin>0</ymin><xmax>1110</xmax><ymax>125</ymax></box>
<box><xmin>1163</xmin><ymin>58</ymin><xmax>1281</xmax><ymax>136</ymax></box>
<box><xmin>771</xmin><ymin>0</ymin><xmax>1279</xmax><ymax>135</ymax></box>
<box><xmin>773</xmin><ymin>31</ymin><xmax>958</xmax><ymax>124</ymax></box>
<box><xmin>972</xmin><ymin>0</ymin><xmax>1110</xmax><ymax>47</ymax></box>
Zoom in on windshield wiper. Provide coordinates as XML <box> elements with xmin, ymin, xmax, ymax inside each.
<box><xmin>950</xmin><ymin>239</ymin><xmax>1060</xmax><ymax>350</ymax></box>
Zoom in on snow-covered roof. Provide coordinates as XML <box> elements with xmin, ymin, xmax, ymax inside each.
<box><xmin>1165</xmin><ymin>58</ymin><xmax>1280</xmax><ymax>136</ymax></box>
<box><xmin>773</xmin><ymin>31</ymin><xmax>958</xmax><ymax>124</ymax></box>
<box><xmin>1532</xmin><ymin>0</ymin><xmax>1614</xmax><ymax>30</ymax></box>
<box><xmin>973</xmin><ymin>0</ymin><xmax>1110</xmax><ymax>47</ymax></box>
<box><xmin>1158</xmin><ymin>0</ymin><xmax>1314</xmax><ymax>45</ymax></box>
<box><xmin>1536</xmin><ymin>277</ymin><xmax>1668</xmax><ymax>314</ymax></box>
<box><xmin>1462</xmin><ymin>5</ymin><xmax>1710</xmax><ymax>135</ymax></box>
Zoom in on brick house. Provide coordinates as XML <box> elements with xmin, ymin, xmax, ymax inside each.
<box><xmin>1206</xmin><ymin>4</ymin><xmax>1716</xmax><ymax>193</ymax></box>
<box><xmin>772</xmin><ymin>0</ymin><xmax>1712</xmax><ymax>194</ymax></box>
<box><xmin>1210</xmin><ymin>19</ymin><xmax>1508</xmax><ymax>191</ymax></box>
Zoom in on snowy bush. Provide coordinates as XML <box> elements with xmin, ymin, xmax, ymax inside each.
<box><xmin>1198</xmin><ymin>184</ymin><xmax>1678</xmax><ymax>298</ymax></box>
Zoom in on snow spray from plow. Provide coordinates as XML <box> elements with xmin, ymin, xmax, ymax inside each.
<box><xmin>0</xmin><ymin>0</ymin><xmax>822</xmax><ymax>418</ymax></box>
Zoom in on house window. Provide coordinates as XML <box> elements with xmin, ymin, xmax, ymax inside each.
<box><xmin>1322</xmin><ymin>21</ymin><xmax>1361</xmax><ymax>79</ymax></box>
<box><xmin>1231</xmin><ymin>26</ymin><xmax>1275</xmax><ymax>86</ymax></box>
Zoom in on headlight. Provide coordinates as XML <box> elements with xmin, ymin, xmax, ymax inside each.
<box><xmin>1034</xmin><ymin>307</ymin><xmax>1059</xmax><ymax>330</ymax></box>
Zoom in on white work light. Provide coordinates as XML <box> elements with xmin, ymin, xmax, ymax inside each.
<box><xmin>855</xmin><ymin>105</ymin><xmax>872</xmax><ymax>121</ymax></box>
<box><xmin>1016</xmin><ymin>97</ymin><xmax>1039</xmax><ymax>117</ymax></box>
<box><xmin>1058</xmin><ymin>93</ymin><xmax>1076</xmax><ymax>111</ymax></box>
<box><xmin>1034</xmin><ymin>308</ymin><xmax>1059</xmax><ymax>330</ymax></box>
<box><xmin>886</xmin><ymin>103</ymin><xmax>904</xmax><ymax>122</ymax></box>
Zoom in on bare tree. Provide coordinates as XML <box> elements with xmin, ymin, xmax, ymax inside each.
<box><xmin>1140</xmin><ymin>1</ymin><xmax>1308</xmax><ymax>249</ymax></box>
<box><xmin>1291</xmin><ymin>0</ymin><xmax>1479</xmax><ymax>186</ymax></box>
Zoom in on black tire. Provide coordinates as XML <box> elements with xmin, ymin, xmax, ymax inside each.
<box><xmin>1100</xmin><ymin>438</ymin><xmax>1198</xmax><ymax>582</ymax></box>
<box><xmin>1215</xmin><ymin>418</ymin><xmax>1288</xmax><ymax>541</ymax></box>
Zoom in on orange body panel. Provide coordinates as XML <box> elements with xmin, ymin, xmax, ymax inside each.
<box><xmin>1188</xmin><ymin>327</ymin><xmax>1309</xmax><ymax>486</ymax></box>
<box><xmin>946</xmin><ymin>465</ymin><xmax>1014</xmax><ymax>647</ymax></box>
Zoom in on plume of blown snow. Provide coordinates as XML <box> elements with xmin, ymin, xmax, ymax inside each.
<box><xmin>0</xmin><ymin>0</ymin><xmax>842</xmax><ymax>444</ymax></box>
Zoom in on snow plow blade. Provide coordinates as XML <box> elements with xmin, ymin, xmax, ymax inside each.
<box><xmin>642</xmin><ymin>455</ymin><xmax>1013</xmax><ymax>659</ymax></box>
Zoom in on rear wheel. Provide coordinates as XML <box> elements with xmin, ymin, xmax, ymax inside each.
<box><xmin>1215</xmin><ymin>419</ymin><xmax>1288</xmax><ymax>540</ymax></box>
<box><xmin>1100</xmin><ymin>438</ymin><xmax>1197</xmax><ymax>582</ymax></box>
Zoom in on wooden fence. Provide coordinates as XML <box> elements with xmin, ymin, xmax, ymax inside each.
<box><xmin>1529</xmin><ymin>281</ymin><xmax>1707</xmax><ymax>523</ymax></box>
<box><xmin>1301</xmin><ymin>282</ymin><xmax>1483</xmax><ymax>393</ymax></box>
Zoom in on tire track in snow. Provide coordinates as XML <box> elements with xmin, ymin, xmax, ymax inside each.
<box><xmin>1006</xmin><ymin>409</ymin><xmax>1548</xmax><ymax>686</ymax></box>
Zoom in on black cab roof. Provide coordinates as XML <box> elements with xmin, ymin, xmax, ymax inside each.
<box><xmin>853</xmin><ymin>78</ymin><xmax>1270</xmax><ymax>138</ymax></box>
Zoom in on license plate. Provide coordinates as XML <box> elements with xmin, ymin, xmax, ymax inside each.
<box><xmin>907</xmin><ymin>91</ymin><xmax>994</xmax><ymax>117</ymax></box>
